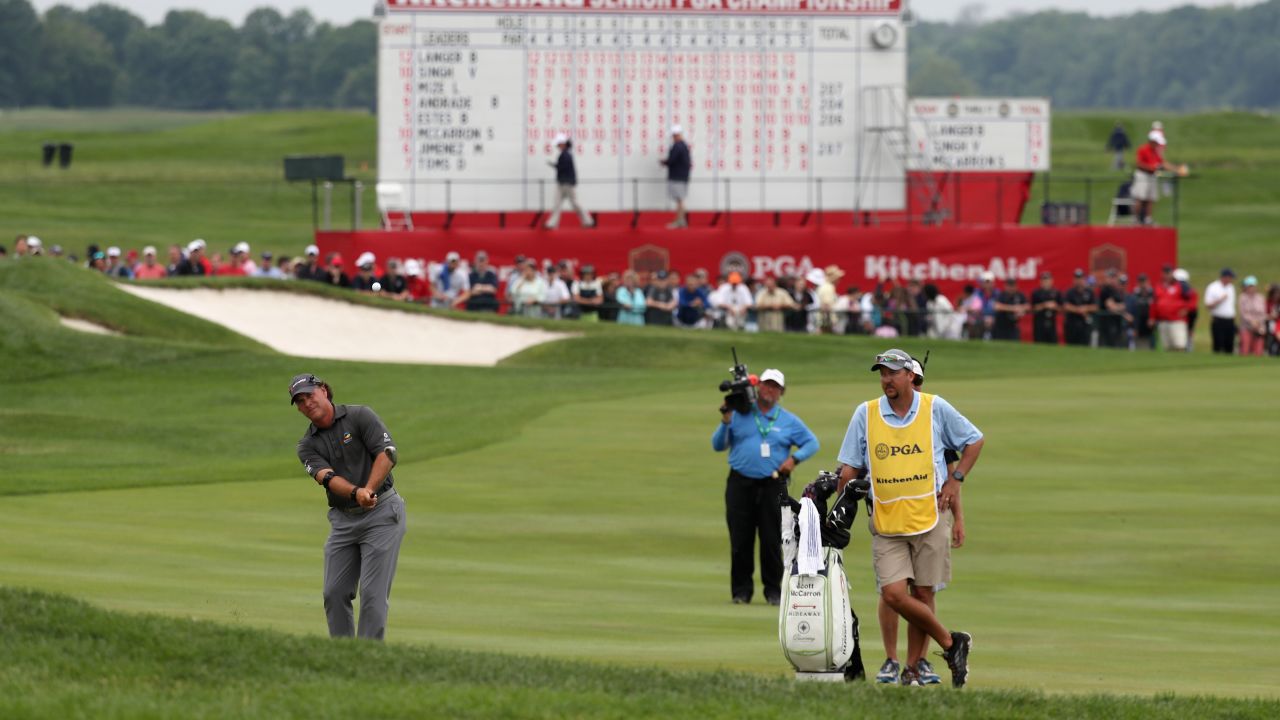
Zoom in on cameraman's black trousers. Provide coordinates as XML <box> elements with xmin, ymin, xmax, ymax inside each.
<box><xmin>725</xmin><ymin>469</ymin><xmax>786</xmax><ymax>602</ymax></box>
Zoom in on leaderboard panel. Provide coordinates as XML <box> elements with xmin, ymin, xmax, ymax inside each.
<box><xmin>378</xmin><ymin>0</ymin><xmax>905</xmax><ymax>212</ymax></box>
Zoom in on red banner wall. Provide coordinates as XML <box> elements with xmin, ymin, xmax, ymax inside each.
<box><xmin>316</xmin><ymin>224</ymin><xmax>1176</xmax><ymax>298</ymax></box>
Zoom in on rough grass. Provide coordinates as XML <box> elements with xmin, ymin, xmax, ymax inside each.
<box><xmin>2</xmin><ymin>588</ymin><xmax>1276</xmax><ymax>720</ymax></box>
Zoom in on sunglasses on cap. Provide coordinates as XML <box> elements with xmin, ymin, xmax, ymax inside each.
<box><xmin>875</xmin><ymin>353</ymin><xmax>910</xmax><ymax>365</ymax></box>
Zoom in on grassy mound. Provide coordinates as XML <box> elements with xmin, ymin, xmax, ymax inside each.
<box><xmin>2</xmin><ymin>587</ymin><xmax>1275</xmax><ymax>719</ymax></box>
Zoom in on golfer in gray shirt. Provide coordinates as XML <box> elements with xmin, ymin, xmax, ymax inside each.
<box><xmin>291</xmin><ymin>373</ymin><xmax>407</xmax><ymax>640</ymax></box>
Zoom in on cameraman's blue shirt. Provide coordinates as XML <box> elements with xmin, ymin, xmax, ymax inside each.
<box><xmin>712</xmin><ymin>404</ymin><xmax>819</xmax><ymax>478</ymax></box>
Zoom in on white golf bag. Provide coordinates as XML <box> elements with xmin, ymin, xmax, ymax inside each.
<box><xmin>779</xmin><ymin>542</ymin><xmax>855</xmax><ymax>673</ymax></box>
<box><xmin>778</xmin><ymin>473</ymin><xmax>867</xmax><ymax>679</ymax></box>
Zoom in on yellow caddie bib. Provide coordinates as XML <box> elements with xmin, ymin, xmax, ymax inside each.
<box><xmin>867</xmin><ymin>393</ymin><xmax>938</xmax><ymax>537</ymax></box>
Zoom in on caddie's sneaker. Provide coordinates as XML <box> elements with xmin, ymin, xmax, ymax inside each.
<box><xmin>939</xmin><ymin>631</ymin><xmax>973</xmax><ymax>688</ymax></box>
<box><xmin>898</xmin><ymin>665</ymin><xmax>921</xmax><ymax>687</ymax></box>
<box><xmin>916</xmin><ymin>658</ymin><xmax>942</xmax><ymax>685</ymax></box>
<box><xmin>875</xmin><ymin>658</ymin><xmax>900</xmax><ymax>684</ymax></box>
<box><xmin>732</xmin><ymin>595</ymin><xmax>750</xmax><ymax>605</ymax></box>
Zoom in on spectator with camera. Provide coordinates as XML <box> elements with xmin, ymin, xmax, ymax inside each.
<box><xmin>712</xmin><ymin>367</ymin><xmax>819</xmax><ymax>606</ymax></box>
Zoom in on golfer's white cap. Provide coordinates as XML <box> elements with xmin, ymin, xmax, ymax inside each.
<box><xmin>404</xmin><ymin>258</ymin><xmax>423</xmax><ymax>277</ymax></box>
<box><xmin>188</xmin><ymin>238</ymin><xmax>206</xmax><ymax>252</ymax></box>
<box><xmin>107</xmin><ymin>246</ymin><xmax>121</xmax><ymax>258</ymax></box>
<box><xmin>233</xmin><ymin>241</ymin><xmax>250</xmax><ymax>255</ymax></box>
<box><xmin>670</xmin><ymin>124</ymin><xmax>683</xmax><ymax>135</ymax></box>
<box><xmin>26</xmin><ymin>236</ymin><xmax>42</xmax><ymax>248</ymax></box>
<box><xmin>553</xmin><ymin>132</ymin><xmax>568</xmax><ymax>145</ymax></box>
<box><xmin>305</xmin><ymin>244</ymin><xmax>320</xmax><ymax>256</ymax></box>
<box><xmin>1148</xmin><ymin>130</ymin><xmax>1166</xmax><ymax>145</ymax></box>
<box><xmin>760</xmin><ymin>368</ymin><xmax>785</xmax><ymax>387</ymax></box>
<box><xmin>143</xmin><ymin>245</ymin><xmax>157</xmax><ymax>256</ymax></box>
<box><xmin>1173</xmin><ymin>268</ymin><xmax>1190</xmax><ymax>282</ymax></box>
<box><xmin>356</xmin><ymin>251</ymin><xmax>376</xmax><ymax>268</ymax></box>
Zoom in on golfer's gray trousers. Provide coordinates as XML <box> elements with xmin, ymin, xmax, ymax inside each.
<box><xmin>323</xmin><ymin>489</ymin><xmax>406</xmax><ymax>640</ymax></box>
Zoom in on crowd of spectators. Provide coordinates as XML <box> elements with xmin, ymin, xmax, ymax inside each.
<box><xmin>6</xmin><ymin>234</ymin><xmax>1278</xmax><ymax>356</ymax></box>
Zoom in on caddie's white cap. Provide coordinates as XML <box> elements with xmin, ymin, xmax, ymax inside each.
<box><xmin>304</xmin><ymin>243</ymin><xmax>320</xmax><ymax>256</ymax></box>
<box><xmin>553</xmin><ymin>132</ymin><xmax>568</xmax><ymax>145</ymax></box>
<box><xmin>188</xmin><ymin>238</ymin><xmax>206</xmax><ymax>252</ymax></box>
<box><xmin>107</xmin><ymin>246</ymin><xmax>121</xmax><ymax>258</ymax></box>
<box><xmin>143</xmin><ymin>245</ymin><xmax>157</xmax><ymax>256</ymax></box>
<box><xmin>760</xmin><ymin>368</ymin><xmax>785</xmax><ymax>387</ymax></box>
<box><xmin>910</xmin><ymin>358</ymin><xmax>924</xmax><ymax>378</ymax></box>
<box><xmin>670</xmin><ymin>124</ymin><xmax>683</xmax><ymax>135</ymax></box>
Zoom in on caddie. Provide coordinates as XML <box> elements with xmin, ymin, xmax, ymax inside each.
<box><xmin>836</xmin><ymin>349</ymin><xmax>984</xmax><ymax>687</ymax></box>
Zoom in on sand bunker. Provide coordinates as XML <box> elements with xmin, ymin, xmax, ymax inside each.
<box><xmin>120</xmin><ymin>286</ymin><xmax>571</xmax><ymax>366</ymax></box>
<box><xmin>60</xmin><ymin>317</ymin><xmax>123</xmax><ymax>336</ymax></box>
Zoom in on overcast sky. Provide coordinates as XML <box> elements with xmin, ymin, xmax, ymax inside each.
<box><xmin>30</xmin><ymin>0</ymin><xmax>1260</xmax><ymax>27</ymax></box>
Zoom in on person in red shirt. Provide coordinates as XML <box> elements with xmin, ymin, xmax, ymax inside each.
<box><xmin>403</xmin><ymin>259</ymin><xmax>431</xmax><ymax>302</ymax></box>
<box><xmin>1131</xmin><ymin>130</ymin><xmax>1182</xmax><ymax>225</ymax></box>
<box><xmin>1150</xmin><ymin>265</ymin><xmax>1193</xmax><ymax>351</ymax></box>
<box><xmin>132</xmin><ymin>246</ymin><xmax>168</xmax><ymax>280</ymax></box>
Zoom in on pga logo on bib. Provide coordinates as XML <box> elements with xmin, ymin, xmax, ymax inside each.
<box><xmin>874</xmin><ymin>442</ymin><xmax>925</xmax><ymax>460</ymax></box>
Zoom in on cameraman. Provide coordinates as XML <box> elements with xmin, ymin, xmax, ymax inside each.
<box><xmin>712</xmin><ymin>369</ymin><xmax>819</xmax><ymax>606</ymax></box>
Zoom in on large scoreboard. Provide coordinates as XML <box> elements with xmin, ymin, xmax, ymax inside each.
<box><xmin>377</xmin><ymin>0</ymin><xmax>906</xmax><ymax>213</ymax></box>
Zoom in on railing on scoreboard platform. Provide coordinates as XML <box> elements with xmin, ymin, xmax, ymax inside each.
<box><xmin>369</xmin><ymin>172</ymin><xmax>1184</xmax><ymax>230</ymax></box>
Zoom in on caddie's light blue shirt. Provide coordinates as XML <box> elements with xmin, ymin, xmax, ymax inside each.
<box><xmin>837</xmin><ymin>391</ymin><xmax>982</xmax><ymax>494</ymax></box>
<box><xmin>712</xmin><ymin>404</ymin><xmax>819</xmax><ymax>478</ymax></box>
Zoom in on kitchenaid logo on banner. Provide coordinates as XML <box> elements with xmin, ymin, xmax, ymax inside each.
<box><xmin>864</xmin><ymin>255</ymin><xmax>1044</xmax><ymax>282</ymax></box>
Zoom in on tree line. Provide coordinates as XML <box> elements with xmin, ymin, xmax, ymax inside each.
<box><xmin>0</xmin><ymin>0</ymin><xmax>374</xmax><ymax>110</ymax></box>
<box><xmin>2</xmin><ymin>0</ymin><xmax>1277</xmax><ymax>111</ymax></box>
<box><xmin>910</xmin><ymin>1</ymin><xmax>1280</xmax><ymax>110</ymax></box>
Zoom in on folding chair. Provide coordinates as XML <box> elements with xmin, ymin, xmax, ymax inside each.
<box><xmin>1108</xmin><ymin>181</ymin><xmax>1135</xmax><ymax>226</ymax></box>
<box><xmin>376</xmin><ymin>182</ymin><xmax>414</xmax><ymax>230</ymax></box>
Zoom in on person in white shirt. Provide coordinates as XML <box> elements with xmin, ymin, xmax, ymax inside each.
<box><xmin>714</xmin><ymin>271</ymin><xmax>754</xmax><ymax>330</ymax></box>
<box><xmin>543</xmin><ymin>262</ymin><xmax>574</xmax><ymax>318</ymax></box>
<box><xmin>1204</xmin><ymin>268</ymin><xmax>1237</xmax><ymax>354</ymax></box>
<box><xmin>508</xmin><ymin>259</ymin><xmax>548</xmax><ymax>318</ymax></box>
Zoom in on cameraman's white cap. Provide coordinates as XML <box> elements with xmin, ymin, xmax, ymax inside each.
<box><xmin>760</xmin><ymin>368</ymin><xmax>785</xmax><ymax>387</ymax></box>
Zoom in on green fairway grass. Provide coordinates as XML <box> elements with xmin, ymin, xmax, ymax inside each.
<box><xmin>2</xmin><ymin>259</ymin><xmax>1278</xmax><ymax>711</ymax></box>
<box><xmin>4</xmin><ymin>588</ymin><xmax>1277</xmax><ymax>720</ymax></box>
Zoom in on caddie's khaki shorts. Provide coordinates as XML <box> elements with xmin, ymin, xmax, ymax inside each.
<box><xmin>870</xmin><ymin>508</ymin><xmax>953</xmax><ymax>590</ymax></box>
<box><xmin>1131</xmin><ymin>170</ymin><xmax>1158</xmax><ymax>201</ymax></box>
